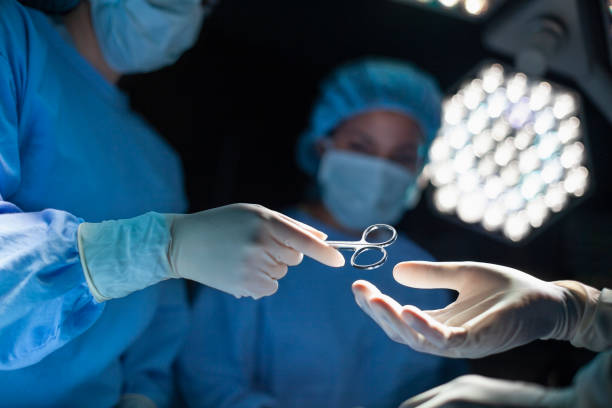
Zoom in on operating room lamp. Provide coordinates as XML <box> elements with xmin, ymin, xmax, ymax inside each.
<box><xmin>417</xmin><ymin>0</ymin><xmax>611</xmax><ymax>243</ymax></box>
<box><xmin>390</xmin><ymin>0</ymin><xmax>505</xmax><ymax>19</ymax></box>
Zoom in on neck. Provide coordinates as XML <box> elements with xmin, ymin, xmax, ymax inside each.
<box><xmin>62</xmin><ymin>2</ymin><xmax>120</xmax><ymax>85</ymax></box>
<box><xmin>300</xmin><ymin>201</ymin><xmax>362</xmax><ymax>238</ymax></box>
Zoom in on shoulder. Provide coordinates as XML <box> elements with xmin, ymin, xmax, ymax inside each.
<box><xmin>0</xmin><ymin>2</ymin><xmax>31</xmax><ymax>57</ymax></box>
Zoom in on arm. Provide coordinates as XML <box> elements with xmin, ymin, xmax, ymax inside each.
<box><xmin>119</xmin><ymin>280</ymin><xmax>190</xmax><ymax>408</ymax></box>
<box><xmin>177</xmin><ymin>288</ymin><xmax>277</xmax><ymax>408</ymax></box>
<box><xmin>398</xmin><ymin>351</ymin><xmax>612</xmax><ymax>408</ymax></box>
<box><xmin>0</xmin><ymin>54</ymin><xmax>104</xmax><ymax>370</ymax></box>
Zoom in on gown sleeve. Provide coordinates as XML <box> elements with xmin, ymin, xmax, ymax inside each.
<box><xmin>0</xmin><ymin>52</ymin><xmax>104</xmax><ymax>371</ymax></box>
<box><xmin>572</xmin><ymin>350</ymin><xmax>612</xmax><ymax>407</ymax></box>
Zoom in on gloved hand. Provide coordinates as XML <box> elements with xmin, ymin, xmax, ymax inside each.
<box><xmin>398</xmin><ymin>375</ymin><xmax>574</xmax><ymax>408</ymax></box>
<box><xmin>78</xmin><ymin>204</ymin><xmax>345</xmax><ymax>301</ymax></box>
<box><xmin>352</xmin><ymin>261</ymin><xmax>602</xmax><ymax>358</ymax></box>
<box><xmin>166</xmin><ymin>204</ymin><xmax>344</xmax><ymax>298</ymax></box>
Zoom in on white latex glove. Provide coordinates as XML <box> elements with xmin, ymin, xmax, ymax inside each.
<box><xmin>166</xmin><ymin>203</ymin><xmax>344</xmax><ymax>298</ymax></box>
<box><xmin>398</xmin><ymin>375</ymin><xmax>574</xmax><ymax>408</ymax></box>
<box><xmin>79</xmin><ymin>204</ymin><xmax>344</xmax><ymax>301</ymax></box>
<box><xmin>351</xmin><ymin>261</ymin><xmax>602</xmax><ymax>358</ymax></box>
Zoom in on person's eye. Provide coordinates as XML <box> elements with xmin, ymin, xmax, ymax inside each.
<box><xmin>347</xmin><ymin>141</ymin><xmax>371</xmax><ymax>153</ymax></box>
<box><xmin>392</xmin><ymin>154</ymin><xmax>418</xmax><ymax>168</ymax></box>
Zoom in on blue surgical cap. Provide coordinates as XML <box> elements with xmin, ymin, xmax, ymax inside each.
<box><xmin>297</xmin><ymin>57</ymin><xmax>442</xmax><ymax>176</ymax></box>
<box><xmin>19</xmin><ymin>0</ymin><xmax>80</xmax><ymax>13</ymax></box>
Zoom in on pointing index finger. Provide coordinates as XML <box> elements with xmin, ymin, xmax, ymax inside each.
<box><xmin>271</xmin><ymin>210</ymin><xmax>328</xmax><ymax>240</ymax></box>
<box><xmin>267</xmin><ymin>214</ymin><xmax>345</xmax><ymax>267</ymax></box>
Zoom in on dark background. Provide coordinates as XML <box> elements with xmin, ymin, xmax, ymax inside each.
<box><xmin>122</xmin><ymin>0</ymin><xmax>612</xmax><ymax>390</ymax></box>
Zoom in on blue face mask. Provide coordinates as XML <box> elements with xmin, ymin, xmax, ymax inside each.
<box><xmin>317</xmin><ymin>149</ymin><xmax>420</xmax><ymax>231</ymax></box>
<box><xmin>89</xmin><ymin>0</ymin><xmax>206</xmax><ymax>74</ymax></box>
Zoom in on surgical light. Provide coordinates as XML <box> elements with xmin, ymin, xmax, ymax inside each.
<box><xmin>426</xmin><ymin>62</ymin><xmax>591</xmax><ymax>243</ymax></box>
<box><xmin>390</xmin><ymin>0</ymin><xmax>504</xmax><ymax>19</ymax></box>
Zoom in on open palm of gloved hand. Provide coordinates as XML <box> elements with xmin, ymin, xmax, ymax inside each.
<box><xmin>168</xmin><ymin>203</ymin><xmax>345</xmax><ymax>299</ymax></box>
<box><xmin>351</xmin><ymin>261</ymin><xmax>584</xmax><ymax>358</ymax></box>
<box><xmin>398</xmin><ymin>375</ymin><xmax>574</xmax><ymax>408</ymax></box>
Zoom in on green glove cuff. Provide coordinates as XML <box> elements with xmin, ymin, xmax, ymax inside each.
<box><xmin>77</xmin><ymin>211</ymin><xmax>176</xmax><ymax>302</ymax></box>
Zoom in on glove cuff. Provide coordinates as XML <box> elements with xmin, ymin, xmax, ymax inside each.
<box><xmin>77</xmin><ymin>212</ymin><xmax>176</xmax><ymax>301</ymax></box>
<box><xmin>552</xmin><ymin>281</ymin><xmax>612</xmax><ymax>351</ymax></box>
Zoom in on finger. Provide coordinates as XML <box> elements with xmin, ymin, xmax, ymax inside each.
<box><xmin>351</xmin><ymin>280</ymin><xmax>382</xmax><ymax>318</ymax></box>
<box><xmin>261</xmin><ymin>258</ymin><xmax>289</xmax><ymax>280</ymax></box>
<box><xmin>424</xmin><ymin>298</ymin><xmax>477</xmax><ymax>322</ymax></box>
<box><xmin>271</xmin><ymin>211</ymin><xmax>328</xmax><ymax>240</ymax></box>
<box><xmin>368</xmin><ymin>295</ymin><xmax>431</xmax><ymax>350</ymax></box>
<box><xmin>402</xmin><ymin>395</ymin><xmax>464</xmax><ymax>408</ymax></box>
<box><xmin>263</xmin><ymin>235</ymin><xmax>304</xmax><ymax>266</ymax></box>
<box><xmin>393</xmin><ymin>262</ymin><xmax>467</xmax><ymax>291</ymax></box>
<box><xmin>399</xmin><ymin>383</ymin><xmax>448</xmax><ymax>408</ymax></box>
<box><xmin>267</xmin><ymin>216</ymin><xmax>345</xmax><ymax>267</ymax></box>
<box><xmin>409</xmin><ymin>376</ymin><xmax>551</xmax><ymax>407</ymax></box>
<box><xmin>366</xmin><ymin>300</ymin><xmax>405</xmax><ymax>343</ymax></box>
<box><xmin>247</xmin><ymin>272</ymin><xmax>279</xmax><ymax>299</ymax></box>
<box><xmin>442</xmin><ymin>294</ymin><xmax>504</xmax><ymax>327</ymax></box>
<box><xmin>352</xmin><ymin>280</ymin><xmax>382</xmax><ymax>299</ymax></box>
<box><xmin>351</xmin><ymin>281</ymin><xmax>401</xmax><ymax>338</ymax></box>
<box><xmin>400</xmin><ymin>306</ymin><xmax>467</xmax><ymax>349</ymax></box>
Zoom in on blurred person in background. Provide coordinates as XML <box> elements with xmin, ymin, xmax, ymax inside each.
<box><xmin>178</xmin><ymin>58</ymin><xmax>467</xmax><ymax>408</ymax></box>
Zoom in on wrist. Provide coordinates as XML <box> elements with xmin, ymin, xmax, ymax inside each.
<box><xmin>162</xmin><ymin>213</ymin><xmax>181</xmax><ymax>278</ymax></box>
<box><xmin>550</xmin><ymin>280</ymin><xmax>602</xmax><ymax>348</ymax></box>
<box><xmin>77</xmin><ymin>212</ymin><xmax>176</xmax><ymax>301</ymax></box>
<box><xmin>77</xmin><ymin>222</ymin><xmax>107</xmax><ymax>302</ymax></box>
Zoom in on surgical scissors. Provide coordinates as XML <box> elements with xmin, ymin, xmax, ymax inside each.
<box><xmin>326</xmin><ymin>224</ymin><xmax>398</xmax><ymax>270</ymax></box>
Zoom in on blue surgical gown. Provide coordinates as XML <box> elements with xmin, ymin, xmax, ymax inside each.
<box><xmin>0</xmin><ymin>2</ymin><xmax>189</xmax><ymax>406</ymax></box>
<box><xmin>178</xmin><ymin>209</ymin><xmax>467</xmax><ymax>408</ymax></box>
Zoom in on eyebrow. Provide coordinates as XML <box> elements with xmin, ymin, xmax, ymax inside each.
<box><xmin>341</xmin><ymin>127</ymin><xmax>376</xmax><ymax>146</ymax></box>
<box><xmin>395</xmin><ymin>140</ymin><xmax>421</xmax><ymax>150</ymax></box>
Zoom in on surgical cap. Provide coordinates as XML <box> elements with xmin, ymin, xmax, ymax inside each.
<box><xmin>297</xmin><ymin>57</ymin><xmax>442</xmax><ymax>176</ymax></box>
<box><xmin>19</xmin><ymin>0</ymin><xmax>80</xmax><ymax>13</ymax></box>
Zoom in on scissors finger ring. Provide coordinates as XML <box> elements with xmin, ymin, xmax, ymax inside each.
<box><xmin>326</xmin><ymin>224</ymin><xmax>397</xmax><ymax>270</ymax></box>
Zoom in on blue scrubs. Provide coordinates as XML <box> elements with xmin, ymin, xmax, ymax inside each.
<box><xmin>178</xmin><ymin>209</ymin><xmax>466</xmax><ymax>408</ymax></box>
<box><xmin>0</xmin><ymin>2</ymin><xmax>189</xmax><ymax>406</ymax></box>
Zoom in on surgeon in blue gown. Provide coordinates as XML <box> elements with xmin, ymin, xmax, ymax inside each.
<box><xmin>177</xmin><ymin>59</ymin><xmax>467</xmax><ymax>408</ymax></box>
<box><xmin>0</xmin><ymin>1</ymin><xmax>347</xmax><ymax>407</ymax></box>
<box><xmin>0</xmin><ymin>1</ymin><xmax>203</xmax><ymax>407</ymax></box>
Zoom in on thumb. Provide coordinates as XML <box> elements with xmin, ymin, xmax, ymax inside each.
<box><xmin>393</xmin><ymin>261</ymin><xmax>467</xmax><ymax>291</ymax></box>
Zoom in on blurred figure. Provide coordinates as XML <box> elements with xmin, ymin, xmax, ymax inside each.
<box><xmin>352</xmin><ymin>261</ymin><xmax>612</xmax><ymax>407</ymax></box>
<box><xmin>0</xmin><ymin>1</ymin><xmax>343</xmax><ymax>407</ymax></box>
<box><xmin>178</xmin><ymin>58</ymin><xmax>467</xmax><ymax>408</ymax></box>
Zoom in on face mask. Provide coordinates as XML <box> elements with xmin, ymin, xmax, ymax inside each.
<box><xmin>317</xmin><ymin>149</ymin><xmax>419</xmax><ymax>231</ymax></box>
<box><xmin>89</xmin><ymin>0</ymin><xmax>205</xmax><ymax>74</ymax></box>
